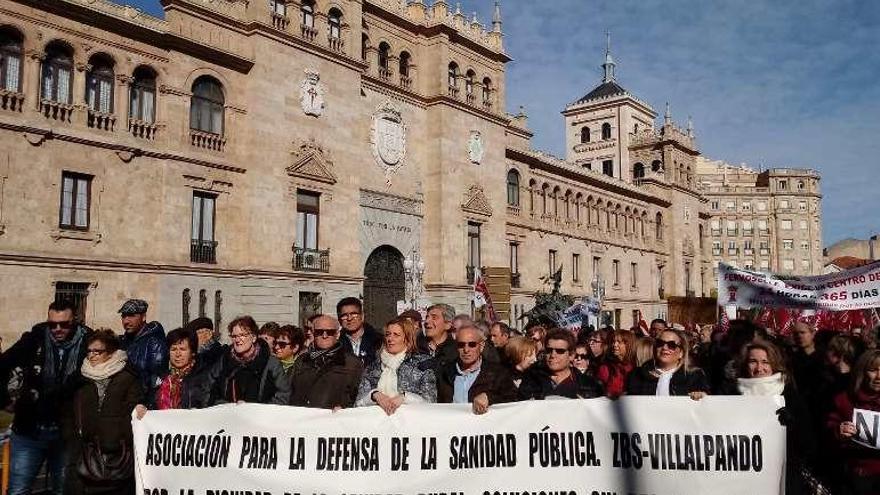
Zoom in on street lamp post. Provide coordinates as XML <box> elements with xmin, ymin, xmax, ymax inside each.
<box><xmin>591</xmin><ymin>276</ymin><xmax>606</xmax><ymax>328</ymax></box>
<box><xmin>403</xmin><ymin>250</ymin><xmax>426</xmax><ymax>310</ymax></box>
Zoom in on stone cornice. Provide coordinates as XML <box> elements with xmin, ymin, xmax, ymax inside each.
<box><xmin>0</xmin><ymin>121</ymin><xmax>247</xmax><ymax>174</ymax></box>
<box><xmin>0</xmin><ymin>252</ymin><xmax>364</xmax><ymax>283</ymax></box>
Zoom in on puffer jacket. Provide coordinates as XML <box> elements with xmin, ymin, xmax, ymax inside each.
<box><xmin>120</xmin><ymin>321</ymin><xmax>168</xmax><ymax>407</ymax></box>
<box><xmin>355</xmin><ymin>352</ymin><xmax>437</xmax><ymax>406</ymax></box>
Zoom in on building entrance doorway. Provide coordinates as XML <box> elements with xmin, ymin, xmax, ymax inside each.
<box><xmin>363</xmin><ymin>245</ymin><xmax>405</xmax><ymax>331</ymax></box>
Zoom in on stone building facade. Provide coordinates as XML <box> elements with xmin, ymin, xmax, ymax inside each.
<box><xmin>0</xmin><ymin>0</ymin><xmax>765</xmax><ymax>341</ymax></box>
<box><xmin>696</xmin><ymin>159</ymin><xmax>823</xmax><ymax>279</ymax></box>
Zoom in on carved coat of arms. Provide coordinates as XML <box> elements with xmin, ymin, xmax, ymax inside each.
<box><xmin>371</xmin><ymin>101</ymin><xmax>407</xmax><ymax>180</ymax></box>
<box><xmin>467</xmin><ymin>130</ymin><xmax>484</xmax><ymax>164</ymax></box>
<box><xmin>300</xmin><ymin>69</ymin><xmax>325</xmax><ymax>117</ymax></box>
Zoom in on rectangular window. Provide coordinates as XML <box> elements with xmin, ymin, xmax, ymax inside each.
<box><xmin>59</xmin><ymin>172</ymin><xmax>92</xmax><ymax>230</ymax></box>
<box><xmin>612</xmin><ymin>259</ymin><xmax>620</xmax><ymax>286</ymax></box>
<box><xmin>744</xmin><ymin>240</ymin><xmax>753</xmax><ymax>250</ymax></box>
<box><xmin>191</xmin><ymin>192</ymin><xmax>217</xmax><ymax>264</ymax></box>
<box><xmin>779</xmin><ymin>180</ymin><xmax>788</xmax><ymax>190</ymax></box>
<box><xmin>728</xmin><ymin>240</ymin><xmax>737</xmax><ymax>254</ymax></box>
<box><xmin>758</xmin><ymin>219</ymin><xmax>768</xmax><ymax>232</ymax></box>
<box><xmin>780</xmin><ymin>200</ymin><xmax>790</xmax><ymax>209</ymax></box>
<box><xmin>509</xmin><ymin>242</ymin><xmax>519</xmax><ymax>274</ymax></box>
<box><xmin>742</xmin><ymin>220</ymin><xmax>753</xmax><ymax>234</ymax></box>
<box><xmin>54</xmin><ymin>281</ymin><xmax>90</xmax><ymax>324</ymax></box>
<box><xmin>548</xmin><ymin>249</ymin><xmax>557</xmax><ymax>276</ymax></box>
<box><xmin>710</xmin><ymin>200</ymin><xmax>719</xmax><ymax>210</ymax></box>
<box><xmin>468</xmin><ymin>222</ymin><xmax>481</xmax><ymax>269</ymax></box>
<box><xmin>781</xmin><ymin>219</ymin><xmax>793</xmax><ymax>230</ymax></box>
<box><xmin>726</xmin><ymin>201</ymin><xmax>736</xmax><ymax>211</ymax></box>
<box><xmin>712</xmin><ymin>241</ymin><xmax>722</xmax><ymax>255</ymax></box>
<box><xmin>295</xmin><ymin>190</ymin><xmax>320</xmax><ymax>250</ymax></box>
<box><xmin>684</xmin><ymin>262</ymin><xmax>692</xmax><ymax>294</ymax></box>
<box><xmin>592</xmin><ymin>256</ymin><xmax>601</xmax><ymax>281</ymax></box>
<box><xmin>298</xmin><ymin>291</ymin><xmax>322</xmax><ymax>328</ymax></box>
<box><xmin>630</xmin><ymin>262</ymin><xmax>638</xmax><ymax>288</ymax></box>
<box><xmin>602</xmin><ymin>160</ymin><xmax>614</xmax><ymax>177</ymax></box>
<box><xmin>572</xmin><ymin>254</ymin><xmax>580</xmax><ymax>282</ymax></box>
<box><xmin>783</xmin><ymin>239</ymin><xmax>793</xmax><ymax>250</ymax></box>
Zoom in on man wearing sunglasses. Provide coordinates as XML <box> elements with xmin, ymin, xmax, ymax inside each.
<box><xmin>0</xmin><ymin>300</ymin><xmax>91</xmax><ymax>494</ymax></box>
<box><xmin>437</xmin><ymin>325</ymin><xmax>517</xmax><ymax>414</ymax></box>
<box><xmin>518</xmin><ymin>328</ymin><xmax>605</xmax><ymax>400</ymax></box>
<box><xmin>289</xmin><ymin>314</ymin><xmax>363</xmax><ymax>409</ymax></box>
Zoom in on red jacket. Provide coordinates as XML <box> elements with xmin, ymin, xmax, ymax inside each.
<box><xmin>597</xmin><ymin>360</ymin><xmax>635</xmax><ymax>399</ymax></box>
<box><xmin>827</xmin><ymin>389</ymin><xmax>880</xmax><ymax>477</ymax></box>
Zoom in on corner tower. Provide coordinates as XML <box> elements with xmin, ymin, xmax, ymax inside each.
<box><xmin>562</xmin><ymin>34</ymin><xmax>656</xmax><ymax>183</ymax></box>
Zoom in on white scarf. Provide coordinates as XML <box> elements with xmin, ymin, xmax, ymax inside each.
<box><xmin>376</xmin><ymin>349</ymin><xmax>407</xmax><ymax>397</ymax></box>
<box><xmin>81</xmin><ymin>350</ymin><xmax>127</xmax><ymax>381</ymax></box>
<box><xmin>737</xmin><ymin>373</ymin><xmax>785</xmax><ymax>396</ymax></box>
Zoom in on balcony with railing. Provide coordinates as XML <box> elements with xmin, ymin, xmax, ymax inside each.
<box><xmin>759</xmin><ymin>229</ymin><xmax>770</xmax><ymax>236</ymax></box>
<box><xmin>466</xmin><ymin>93</ymin><xmax>476</xmax><ymax>105</ymax></box>
<box><xmin>190</xmin><ymin>129</ymin><xmax>226</xmax><ymax>152</ymax></box>
<box><xmin>40</xmin><ymin>99</ymin><xmax>75</xmax><ymax>122</ymax></box>
<box><xmin>743</xmin><ymin>248</ymin><xmax>754</xmax><ymax>255</ymax></box>
<box><xmin>711</xmin><ymin>228</ymin><xmax>722</xmax><ymax>236</ymax></box>
<box><xmin>743</xmin><ymin>228</ymin><xmax>754</xmax><ymax>236</ymax></box>
<box><xmin>712</xmin><ymin>248</ymin><xmax>722</xmax><ymax>256</ymax></box>
<box><xmin>400</xmin><ymin>75</ymin><xmax>412</xmax><ymax>90</ymax></box>
<box><xmin>727</xmin><ymin>248</ymin><xmax>739</xmax><ymax>255</ymax></box>
<box><xmin>293</xmin><ymin>247</ymin><xmax>330</xmax><ymax>272</ymax></box>
<box><xmin>300</xmin><ymin>24</ymin><xmax>318</xmax><ymax>41</ymax></box>
<box><xmin>506</xmin><ymin>205</ymin><xmax>520</xmax><ymax>216</ymax></box>
<box><xmin>190</xmin><ymin>240</ymin><xmax>217</xmax><ymax>264</ymax></box>
<box><xmin>482</xmin><ymin>99</ymin><xmax>493</xmax><ymax>112</ymax></box>
<box><xmin>87</xmin><ymin>110</ymin><xmax>116</xmax><ymax>131</ymax></box>
<box><xmin>511</xmin><ymin>272</ymin><xmax>521</xmax><ymax>289</ymax></box>
<box><xmin>271</xmin><ymin>13</ymin><xmax>290</xmax><ymax>30</ymax></box>
<box><xmin>0</xmin><ymin>89</ymin><xmax>24</xmax><ymax>111</ymax></box>
<box><xmin>760</xmin><ymin>248</ymin><xmax>771</xmax><ymax>255</ymax></box>
<box><xmin>378</xmin><ymin>67</ymin><xmax>392</xmax><ymax>81</ymax></box>
<box><xmin>726</xmin><ymin>229</ymin><xmax>738</xmax><ymax>236</ymax></box>
<box><xmin>447</xmin><ymin>85</ymin><xmax>460</xmax><ymax>99</ymax></box>
<box><xmin>129</xmin><ymin>118</ymin><xmax>158</xmax><ymax>140</ymax></box>
<box><xmin>328</xmin><ymin>36</ymin><xmax>345</xmax><ymax>53</ymax></box>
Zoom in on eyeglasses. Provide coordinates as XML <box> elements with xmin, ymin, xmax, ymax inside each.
<box><xmin>339</xmin><ymin>312</ymin><xmax>361</xmax><ymax>320</ymax></box>
<box><xmin>547</xmin><ymin>347</ymin><xmax>570</xmax><ymax>355</ymax></box>
<box><xmin>230</xmin><ymin>333</ymin><xmax>252</xmax><ymax>341</ymax></box>
<box><xmin>272</xmin><ymin>342</ymin><xmax>292</xmax><ymax>349</ymax></box>
<box><xmin>654</xmin><ymin>339</ymin><xmax>682</xmax><ymax>351</ymax></box>
<box><xmin>86</xmin><ymin>348</ymin><xmax>108</xmax><ymax>355</ymax></box>
<box><xmin>574</xmin><ymin>353</ymin><xmax>589</xmax><ymax>360</ymax></box>
<box><xmin>588</xmin><ymin>338</ymin><xmax>603</xmax><ymax>344</ymax></box>
<box><xmin>456</xmin><ymin>341</ymin><xmax>480</xmax><ymax>349</ymax></box>
<box><xmin>314</xmin><ymin>329</ymin><xmax>338</xmax><ymax>338</ymax></box>
<box><xmin>47</xmin><ymin>321</ymin><xmax>73</xmax><ymax>330</ymax></box>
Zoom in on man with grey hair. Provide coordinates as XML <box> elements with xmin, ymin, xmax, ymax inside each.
<box><xmin>419</xmin><ymin>304</ymin><xmax>457</xmax><ymax>366</ymax></box>
<box><xmin>437</xmin><ymin>325</ymin><xmax>517</xmax><ymax>414</ymax></box>
<box><xmin>452</xmin><ymin>314</ymin><xmax>474</xmax><ymax>335</ymax></box>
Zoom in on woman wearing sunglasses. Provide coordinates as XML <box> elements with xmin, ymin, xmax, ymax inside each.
<box><xmin>625</xmin><ymin>329</ymin><xmax>709</xmax><ymax>399</ymax></box>
<box><xmin>272</xmin><ymin>324</ymin><xmax>306</xmax><ymax>379</ymax></box>
<box><xmin>356</xmin><ymin>317</ymin><xmax>436</xmax><ymax>414</ymax></box>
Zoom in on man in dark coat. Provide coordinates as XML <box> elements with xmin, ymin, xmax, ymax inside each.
<box><xmin>0</xmin><ymin>300</ymin><xmax>91</xmax><ymax>494</ymax></box>
<box><xmin>437</xmin><ymin>325</ymin><xmax>518</xmax><ymax>414</ymax></box>
<box><xmin>519</xmin><ymin>328</ymin><xmax>605</xmax><ymax>400</ymax></box>
<box><xmin>337</xmin><ymin>297</ymin><xmax>382</xmax><ymax>367</ymax></box>
<box><xmin>289</xmin><ymin>314</ymin><xmax>363</xmax><ymax>409</ymax></box>
<box><xmin>118</xmin><ymin>298</ymin><xmax>168</xmax><ymax>408</ymax></box>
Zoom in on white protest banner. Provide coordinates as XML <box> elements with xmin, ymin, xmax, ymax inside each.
<box><xmin>853</xmin><ymin>408</ymin><xmax>880</xmax><ymax>449</ymax></box>
<box><xmin>718</xmin><ymin>260</ymin><xmax>880</xmax><ymax>310</ymax></box>
<box><xmin>134</xmin><ymin>397</ymin><xmax>785</xmax><ymax>495</ymax></box>
<box><xmin>555</xmin><ymin>297</ymin><xmax>600</xmax><ymax>332</ymax></box>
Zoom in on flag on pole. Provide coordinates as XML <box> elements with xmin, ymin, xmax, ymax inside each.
<box><xmin>718</xmin><ymin>306</ymin><xmax>731</xmax><ymax>333</ymax></box>
<box><xmin>472</xmin><ymin>268</ymin><xmax>497</xmax><ymax>324</ymax></box>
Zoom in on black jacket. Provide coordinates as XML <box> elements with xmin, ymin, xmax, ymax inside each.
<box><xmin>0</xmin><ymin>322</ymin><xmax>91</xmax><ymax>436</ymax></box>
<box><xmin>120</xmin><ymin>321</ymin><xmax>168</xmax><ymax>407</ymax></box>
<box><xmin>154</xmin><ymin>356</ymin><xmax>216</xmax><ymax>410</ymax></box>
<box><xmin>437</xmin><ymin>360</ymin><xmax>518</xmax><ymax>405</ymax></box>
<box><xmin>518</xmin><ymin>363</ymin><xmax>605</xmax><ymax>400</ymax></box>
<box><xmin>625</xmin><ymin>361</ymin><xmax>710</xmax><ymax>396</ymax></box>
<box><xmin>341</xmin><ymin>323</ymin><xmax>382</xmax><ymax>367</ymax></box>
<box><xmin>289</xmin><ymin>347</ymin><xmax>364</xmax><ymax>409</ymax></box>
<box><xmin>208</xmin><ymin>340</ymin><xmax>290</xmax><ymax>405</ymax></box>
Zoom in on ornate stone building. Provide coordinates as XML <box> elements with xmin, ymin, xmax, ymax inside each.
<box><xmin>0</xmin><ymin>0</ymin><xmax>726</xmax><ymax>340</ymax></box>
<box><xmin>696</xmin><ymin>159</ymin><xmax>823</xmax><ymax>278</ymax></box>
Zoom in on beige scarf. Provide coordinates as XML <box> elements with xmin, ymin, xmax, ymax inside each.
<box><xmin>81</xmin><ymin>350</ymin><xmax>128</xmax><ymax>380</ymax></box>
<box><xmin>376</xmin><ymin>349</ymin><xmax>407</xmax><ymax>397</ymax></box>
<box><xmin>737</xmin><ymin>372</ymin><xmax>785</xmax><ymax>396</ymax></box>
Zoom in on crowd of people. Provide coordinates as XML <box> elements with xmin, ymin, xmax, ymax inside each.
<box><xmin>2</xmin><ymin>296</ymin><xmax>880</xmax><ymax>494</ymax></box>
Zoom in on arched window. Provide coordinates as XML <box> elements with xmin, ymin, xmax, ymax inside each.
<box><xmin>541</xmin><ymin>183</ymin><xmax>549</xmax><ymax>215</ymax></box>
<box><xmin>655</xmin><ymin>212</ymin><xmax>663</xmax><ymax>240</ymax></box>
<box><xmin>399</xmin><ymin>51</ymin><xmax>411</xmax><ymax>77</ymax></box>
<box><xmin>301</xmin><ymin>0</ymin><xmax>315</xmax><ymax>28</ymax></box>
<box><xmin>482</xmin><ymin>77</ymin><xmax>492</xmax><ymax>105</ymax></box>
<box><xmin>190</xmin><ymin>76</ymin><xmax>224</xmax><ymax>135</ymax></box>
<box><xmin>633</xmin><ymin>123</ymin><xmax>639</xmax><ymax>133</ymax></box>
<box><xmin>528</xmin><ymin>179</ymin><xmax>536</xmax><ymax>213</ymax></box>
<box><xmin>698</xmin><ymin>225</ymin><xmax>704</xmax><ymax>249</ymax></box>
<box><xmin>86</xmin><ymin>53</ymin><xmax>115</xmax><ymax>113</ymax></box>
<box><xmin>129</xmin><ymin>66</ymin><xmax>156</xmax><ymax>123</ymax></box>
<box><xmin>552</xmin><ymin>186</ymin><xmax>561</xmax><ymax>218</ymax></box>
<box><xmin>580</xmin><ymin>126</ymin><xmax>590</xmax><ymax>144</ymax></box>
<box><xmin>797</xmin><ymin>180</ymin><xmax>805</xmax><ymax>191</ymax></box>
<box><xmin>328</xmin><ymin>8</ymin><xmax>342</xmax><ymax>40</ymax></box>
<box><xmin>361</xmin><ymin>34</ymin><xmax>369</xmax><ymax>61</ymax></box>
<box><xmin>41</xmin><ymin>41</ymin><xmax>74</xmax><ymax>104</ymax></box>
<box><xmin>633</xmin><ymin>162</ymin><xmax>645</xmax><ymax>180</ymax></box>
<box><xmin>378</xmin><ymin>42</ymin><xmax>390</xmax><ymax>69</ymax></box>
<box><xmin>651</xmin><ymin>160</ymin><xmax>662</xmax><ymax>172</ymax></box>
<box><xmin>0</xmin><ymin>28</ymin><xmax>23</xmax><ymax>92</ymax></box>
<box><xmin>574</xmin><ymin>193</ymin><xmax>582</xmax><ymax>223</ymax></box>
<box><xmin>564</xmin><ymin>191</ymin><xmax>572</xmax><ymax>220</ymax></box>
<box><xmin>465</xmin><ymin>70</ymin><xmax>475</xmax><ymax>96</ymax></box>
<box><xmin>506</xmin><ymin>170</ymin><xmax>520</xmax><ymax>207</ymax></box>
<box><xmin>601</xmin><ymin>122</ymin><xmax>612</xmax><ymax>140</ymax></box>
<box><xmin>447</xmin><ymin>62</ymin><xmax>458</xmax><ymax>89</ymax></box>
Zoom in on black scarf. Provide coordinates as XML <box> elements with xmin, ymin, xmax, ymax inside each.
<box><xmin>306</xmin><ymin>342</ymin><xmax>342</xmax><ymax>368</ymax></box>
<box><xmin>42</xmin><ymin>324</ymin><xmax>86</xmax><ymax>389</ymax></box>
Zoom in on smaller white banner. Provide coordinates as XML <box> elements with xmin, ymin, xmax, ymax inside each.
<box><xmin>717</xmin><ymin>261</ymin><xmax>880</xmax><ymax>310</ymax></box>
<box><xmin>853</xmin><ymin>408</ymin><xmax>880</xmax><ymax>449</ymax></box>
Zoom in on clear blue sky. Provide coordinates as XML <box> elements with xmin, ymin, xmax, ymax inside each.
<box><xmin>128</xmin><ymin>0</ymin><xmax>879</xmax><ymax>246</ymax></box>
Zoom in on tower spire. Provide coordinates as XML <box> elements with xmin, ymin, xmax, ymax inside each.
<box><xmin>686</xmin><ymin>115</ymin><xmax>694</xmax><ymax>137</ymax></box>
<box><xmin>664</xmin><ymin>102</ymin><xmax>672</xmax><ymax>126</ymax></box>
<box><xmin>602</xmin><ymin>30</ymin><xmax>616</xmax><ymax>83</ymax></box>
<box><xmin>492</xmin><ymin>1</ymin><xmax>503</xmax><ymax>33</ymax></box>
